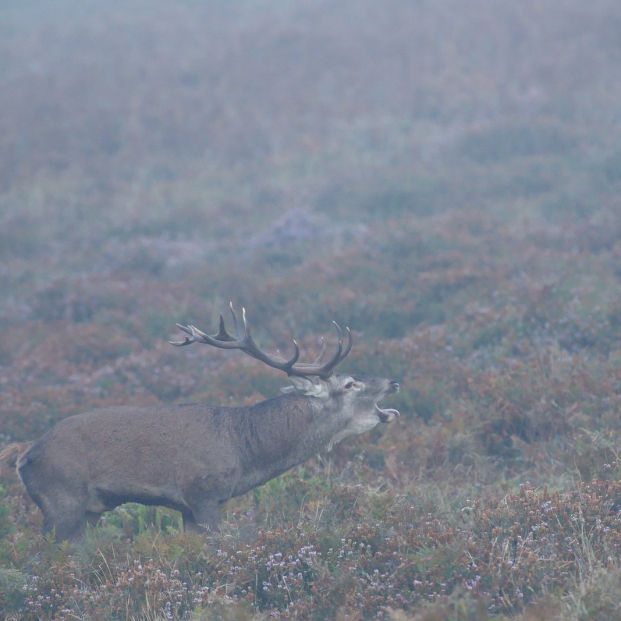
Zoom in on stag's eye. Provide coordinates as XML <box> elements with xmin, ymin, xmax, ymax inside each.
<box><xmin>344</xmin><ymin>380</ymin><xmax>355</xmax><ymax>389</ymax></box>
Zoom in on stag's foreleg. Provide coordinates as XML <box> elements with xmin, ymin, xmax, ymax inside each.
<box><xmin>44</xmin><ymin>508</ymin><xmax>87</xmax><ymax>541</ymax></box>
<box><xmin>183</xmin><ymin>497</ymin><xmax>220</xmax><ymax>532</ymax></box>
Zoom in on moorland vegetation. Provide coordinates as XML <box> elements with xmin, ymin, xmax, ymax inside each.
<box><xmin>2</xmin><ymin>0</ymin><xmax>621</xmax><ymax>618</ymax></box>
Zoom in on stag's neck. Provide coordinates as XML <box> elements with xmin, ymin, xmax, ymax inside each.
<box><xmin>230</xmin><ymin>394</ymin><xmax>343</xmax><ymax>496</ymax></box>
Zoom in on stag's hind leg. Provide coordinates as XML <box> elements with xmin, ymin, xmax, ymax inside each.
<box><xmin>33</xmin><ymin>482</ymin><xmax>90</xmax><ymax>541</ymax></box>
<box><xmin>19</xmin><ymin>452</ymin><xmax>89</xmax><ymax>541</ymax></box>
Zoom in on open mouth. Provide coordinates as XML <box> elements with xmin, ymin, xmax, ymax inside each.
<box><xmin>374</xmin><ymin>402</ymin><xmax>400</xmax><ymax>423</ymax></box>
<box><xmin>374</xmin><ymin>381</ymin><xmax>400</xmax><ymax>422</ymax></box>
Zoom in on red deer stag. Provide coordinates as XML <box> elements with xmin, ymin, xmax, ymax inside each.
<box><xmin>6</xmin><ymin>304</ymin><xmax>399</xmax><ymax>540</ymax></box>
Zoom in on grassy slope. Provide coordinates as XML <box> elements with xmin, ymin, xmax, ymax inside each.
<box><xmin>2</xmin><ymin>0</ymin><xmax>621</xmax><ymax>618</ymax></box>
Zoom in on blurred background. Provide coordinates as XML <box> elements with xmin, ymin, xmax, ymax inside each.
<box><xmin>4</xmin><ymin>1</ymin><xmax>621</xmax><ymax>617</ymax></box>
<box><xmin>2</xmin><ymin>0</ymin><xmax>621</xmax><ymax>453</ymax></box>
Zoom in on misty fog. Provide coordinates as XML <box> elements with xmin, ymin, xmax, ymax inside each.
<box><xmin>2</xmin><ymin>1</ymin><xmax>621</xmax><ymax>618</ymax></box>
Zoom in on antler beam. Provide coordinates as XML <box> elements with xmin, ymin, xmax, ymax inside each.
<box><xmin>170</xmin><ymin>302</ymin><xmax>352</xmax><ymax>378</ymax></box>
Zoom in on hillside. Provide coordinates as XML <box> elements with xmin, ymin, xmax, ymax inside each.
<box><xmin>2</xmin><ymin>1</ymin><xmax>621</xmax><ymax>618</ymax></box>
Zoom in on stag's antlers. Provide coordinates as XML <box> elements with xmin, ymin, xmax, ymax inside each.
<box><xmin>170</xmin><ymin>303</ymin><xmax>352</xmax><ymax>379</ymax></box>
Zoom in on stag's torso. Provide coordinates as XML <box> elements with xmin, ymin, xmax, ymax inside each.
<box><xmin>24</xmin><ymin>403</ymin><xmax>234</xmax><ymax>512</ymax></box>
<box><xmin>22</xmin><ymin>395</ymin><xmax>335</xmax><ymax>514</ymax></box>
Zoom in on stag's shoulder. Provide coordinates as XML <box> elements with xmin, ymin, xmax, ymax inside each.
<box><xmin>245</xmin><ymin>394</ymin><xmax>315</xmax><ymax>418</ymax></box>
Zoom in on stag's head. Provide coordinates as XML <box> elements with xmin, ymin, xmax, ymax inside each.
<box><xmin>171</xmin><ymin>304</ymin><xmax>400</xmax><ymax>444</ymax></box>
<box><xmin>283</xmin><ymin>374</ymin><xmax>399</xmax><ymax>422</ymax></box>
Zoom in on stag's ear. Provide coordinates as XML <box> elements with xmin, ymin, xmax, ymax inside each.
<box><xmin>281</xmin><ymin>377</ymin><xmax>329</xmax><ymax>398</ymax></box>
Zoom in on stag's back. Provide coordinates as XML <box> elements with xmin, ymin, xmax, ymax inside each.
<box><xmin>17</xmin><ymin>404</ymin><xmax>240</xmax><ymax>515</ymax></box>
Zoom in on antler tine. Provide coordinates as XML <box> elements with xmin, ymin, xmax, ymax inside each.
<box><xmin>229</xmin><ymin>301</ymin><xmax>240</xmax><ymax>337</ymax></box>
<box><xmin>313</xmin><ymin>336</ymin><xmax>327</xmax><ymax>364</ymax></box>
<box><xmin>314</xmin><ymin>321</ymin><xmax>345</xmax><ymax>377</ymax></box>
<box><xmin>241</xmin><ymin>306</ymin><xmax>250</xmax><ymax>338</ymax></box>
<box><xmin>234</xmin><ymin>307</ymin><xmax>302</xmax><ymax>372</ymax></box>
<box><xmin>277</xmin><ymin>338</ymin><xmax>301</xmax><ymax>371</ymax></box>
<box><xmin>288</xmin><ymin>339</ymin><xmax>301</xmax><ymax>367</ymax></box>
<box><xmin>214</xmin><ymin>315</ymin><xmax>235</xmax><ymax>341</ymax></box>
<box><xmin>340</xmin><ymin>326</ymin><xmax>353</xmax><ymax>360</ymax></box>
<box><xmin>287</xmin><ymin>321</ymin><xmax>350</xmax><ymax>378</ymax></box>
<box><xmin>169</xmin><ymin>323</ymin><xmax>203</xmax><ymax>346</ymax></box>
